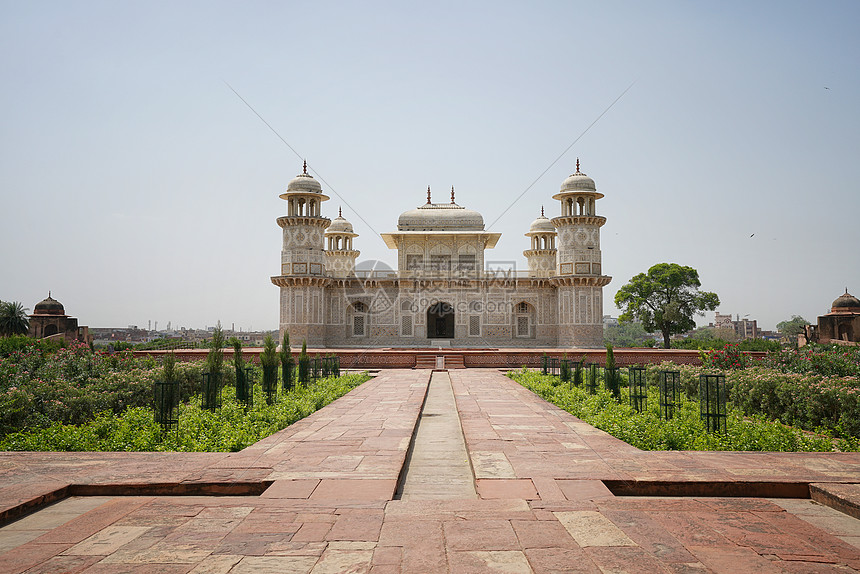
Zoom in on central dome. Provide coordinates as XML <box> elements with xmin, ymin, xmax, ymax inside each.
<box><xmin>397</xmin><ymin>187</ymin><xmax>484</xmax><ymax>231</ymax></box>
<box><xmin>398</xmin><ymin>203</ymin><xmax>485</xmax><ymax>231</ymax></box>
<box><xmin>33</xmin><ymin>294</ymin><xmax>65</xmax><ymax>316</ymax></box>
<box><xmin>831</xmin><ymin>289</ymin><xmax>860</xmax><ymax>313</ymax></box>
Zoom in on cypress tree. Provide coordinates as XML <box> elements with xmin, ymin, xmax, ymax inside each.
<box><xmin>298</xmin><ymin>340</ymin><xmax>310</xmax><ymax>384</ymax></box>
<box><xmin>280</xmin><ymin>331</ymin><xmax>294</xmax><ymax>391</ymax></box>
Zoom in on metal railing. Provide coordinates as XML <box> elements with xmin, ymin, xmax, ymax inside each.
<box><xmin>699</xmin><ymin>374</ymin><xmax>727</xmax><ymax>433</ymax></box>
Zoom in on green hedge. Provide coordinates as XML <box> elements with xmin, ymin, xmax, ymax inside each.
<box><xmin>509</xmin><ymin>369</ymin><xmax>857</xmax><ymax>452</ymax></box>
<box><xmin>1</xmin><ymin>372</ymin><xmax>369</xmax><ymax>452</ymax></box>
<box><xmin>0</xmin><ymin>341</ymin><xmax>237</xmax><ymax>436</ymax></box>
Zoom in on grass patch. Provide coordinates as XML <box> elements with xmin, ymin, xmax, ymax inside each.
<box><xmin>509</xmin><ymin>369</ymin><xmax>859</xmax><ymax>452</ymax></box>
<box><xmin>0</xmin><ymin>372</ymin><xmax>369</xmax><ymax>452</ymax></box>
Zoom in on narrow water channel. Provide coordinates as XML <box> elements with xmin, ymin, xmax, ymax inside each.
<box><xmin>395</xmin><ymin>371</ymin><xmax>477</xmax><ymax>500</ymax></box>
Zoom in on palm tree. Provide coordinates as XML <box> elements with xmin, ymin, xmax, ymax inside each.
<box><xmin>0</xmin><ymin>301</ymin><xmax>30</xmax><ymax>337</ymax></box>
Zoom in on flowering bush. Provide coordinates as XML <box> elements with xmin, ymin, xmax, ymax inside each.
<box><xmin>758</xmin><ymin>344</ymin><xmax>860</xmax><ymax>378</ymax></box>
<box><xmin>701</xmin><ymin>344</ymin><xmax>751</xmax><ymax>370</ymax></box>
<box><xmin>0</xmin><ymin>340</ymin><xmax>232</xmax><ymax>436</ymax></box>
<box><xmin>727</xmin><ymin>367</ymin><xmax>859</xmax><ymax>438</ymax></box>
<box><xmin>693</xmin><ymin>343</ymin><xmax>860</xmax><ymax>439</ymax></box>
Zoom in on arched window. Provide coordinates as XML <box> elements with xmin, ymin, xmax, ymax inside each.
<box><xmin>514</xmin><ymin>302</ymin><xmax>535</xmax><ymax>338</ymax></box>
<box><xmin>351</xmin><ymin>302</ymin><xmax>367</xmax><ymax>336</ymax></box>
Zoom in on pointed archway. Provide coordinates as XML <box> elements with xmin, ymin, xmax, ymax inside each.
<box><xmin>427</xmin><ymin>302</ymin><xmax>455</xmax><ymax>339</ymax></box>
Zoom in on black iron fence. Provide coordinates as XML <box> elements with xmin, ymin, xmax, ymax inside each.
<box><xmin>658</xmin><ymin>370</ymin><xmax>680</xmax><ymax>420</ymax></box>
<box><xmin>699</xmin><ymin>373</ymin><xmax>727</xmax><ymax>433</ymax></box>
<box><xmin>201</xmin><ymin>372</ymin><xmax>222</xmax><ymax>411</ymax></box>
<box><xmin>154</xmin><ymin>380</ymin><xmax>179</xmax><ymax>430</ymax></box>
<box><xmin>628</xmin><ymin>366</ymin><xmax>646</xmax><ymax>412</ymax></box>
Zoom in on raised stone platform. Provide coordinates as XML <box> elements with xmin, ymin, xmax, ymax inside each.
<box><xmin>0</xmin><ymin>369</ymin><xmax>857</xmax><ymax>573</ymax></box>
<box><xmin>136</xmin><ymin>346</ymin><xmax>735</xmax><ymax>369</ymax></box>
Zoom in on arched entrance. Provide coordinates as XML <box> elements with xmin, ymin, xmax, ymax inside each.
<box><xmin>427</xmin><ymin>302</ymin><xmax>455</xmax><ymax>339</ymax></box>
<box><xmin>43</xmin><ymin>324</ymin><xmax>59</xmax><ymax>337</ymax></box>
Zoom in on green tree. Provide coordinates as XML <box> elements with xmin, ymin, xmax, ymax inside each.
<box><xmin>279</xmin><ymin>331</ymin><xmax>294</xmax><ymax>391</ymax></box>
<box><xmin>604</xmin><ymin>344</ymin><xmax>620</xmax><ymax>400</ymax></box>
<box><xmin>203</xmin><ymin>323</ymin><xmax>226</xmax><ymax>410</ymax></box>
<box><xmin>163</xmin><ymin>351</ymin><xmax>176</xmax><ymax>383</ymax></box>
<box><xmin>232</xmin><ymin>338</ymin><xmax>249</xmax><ymax>403</ymax></box>
<box><xmin>0</xmin><ymin>301</ymin><xmax>30</xmax><ymax>337</ymax></box>
<box><xmin>260</xmin><ymin>335</ymin><xmax>279</xmax><ymax>404</ymax></box>
<box><xmin>206</xmin><ymin>322</ymin><xmax>226</xmax><ymax>375</ymax></box>
<box><xmin>603</xmin><ymin>321</ymin><xmax>654</xmax><ymax>347</ymax></box>
<box><xmin>776</xmin><ymin>315</ymin><xmax>810</xmax><ymax>344</ymax></box>
<box><xmin>298</xmin><ymin>340</ymin><xmax>310</xmax><ymax>384</ymax></box>
<box><xmin>614</xmin><ymin>263</ymin><xmax>720</xmax><ymax>349</ymax></box>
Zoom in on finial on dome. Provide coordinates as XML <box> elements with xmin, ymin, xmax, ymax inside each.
<box><xmin>541</xmin><ymin>206</ymin><xmax>544</xmax><ymax>217</ymax></box>
<box><xmin>576</xmin><ymin>158</ymin><xmax>580</xmax><ymax>174</ymax></box>
<box><xmin>302</xmin><ymin>160</ymin><xmax>307</xmax><ymax>175</ymax></box>
<box><xmin>48</xmin><ymin>290</ymin><xmax>51</xmax><ymax>298</ymax></box>
<box><xmin>426</xmin><ymin>186</ymin><xmax>431</xmax><ymax>204</ymax></box>
<box><xmin>451</xmin><ymin>186</ymin><xmax>455</xmax><ymax>204</ymax></box>
<box><xmin>339</xmin><ymin>206</ymin><xmax>342</xmax><ymax>218</ymax></box>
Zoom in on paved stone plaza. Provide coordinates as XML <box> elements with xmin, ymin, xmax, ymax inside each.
<box><xmin>1</xmin><ymin>369</ymin><xmax>859</xmax><ymax>573</ymax></box>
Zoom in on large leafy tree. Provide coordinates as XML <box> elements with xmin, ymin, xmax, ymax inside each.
<box><xmin>603</xmin><ymin>321</ymin><xmax>655</xmax><ymax>348</ymax></box>
<box><xmin>0</xmin><ymin>301</ymin><xmax>30</xmax><ymax>337</ymax></box>
<box><xmin>614</xmin><ymin>263</ymin><xmax>720</xmax><ymax>349</ymax></box>
<box><xmin>776</xmin><ymin>315</ymin><xmax>810</xmax><ymax>344</ymax></box>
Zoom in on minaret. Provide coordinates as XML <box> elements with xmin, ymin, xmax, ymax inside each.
<box><xmin>523</xmin><ymin>206</ymin><xmax>557</xmax><ymax>278</ymax></box>
<box><xmin>550</xmin><ymin>159</ymin><xmax>611</xmax><ymax>347</ymax></box>
<box><xmin>271</xmin><ymin>161</ymin><xmax>331</xmax><ymax>346</ymax></box>
<box><xmin>324</xmin><ymin>207</ymin><xmax>360</xmax><ymax>278</ymax></box>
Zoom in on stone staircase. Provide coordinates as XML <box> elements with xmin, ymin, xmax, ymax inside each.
<box><xmin>414</xmin><ymin>355</ymin><xmax>438</xmax><ymax>369</ymax></box>
<box><xmin>443</xmin><ymin>355</ymin><xmax>465</xmax><ymax>369</ymax></box>
<box><xmin>413</xmin><ymin>354</ymin><xmax>466</xmax><ymax>370</ymax></box>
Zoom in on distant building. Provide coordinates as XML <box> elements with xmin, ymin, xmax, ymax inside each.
<box><xmin>803</xmin><ymin>289</ymin><xmax>860</xmax><ymax>345</ymax></box>
<box><xmin>714</xmin><ymin>312</ymin><xmax>758</xmax><ymax>340</ymax></box>
<box><xmin>28</xmin><ymin>293</ymin><xmax>91</xmax><ymax>345</ymax></box>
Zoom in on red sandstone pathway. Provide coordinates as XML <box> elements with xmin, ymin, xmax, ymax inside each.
<box><xmin>0</xmin><ymin>368</ymin><xmax>858</xmax><ymax>573</ymax></box>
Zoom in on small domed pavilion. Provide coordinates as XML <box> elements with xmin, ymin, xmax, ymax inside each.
<box><xmin>28</xmin><ymin>293</ymin><xmax>91</xmax><ymax>344</ymax></box>
<box><xmin>805</xmin><ymin>289</ymin><xmax>860</xmax><ymax>344</ymax></box>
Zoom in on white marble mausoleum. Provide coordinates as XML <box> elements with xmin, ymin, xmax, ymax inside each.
<box><xmin>272</xmin><ymin>160</ymin><xmax>611</xmax><ymax>348</ymax></box>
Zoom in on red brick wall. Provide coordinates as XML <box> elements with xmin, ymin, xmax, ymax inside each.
<box><xmin>135</xmin><ymin>347</ymin><xmax>770</xmax><ymax>369</ymax></box>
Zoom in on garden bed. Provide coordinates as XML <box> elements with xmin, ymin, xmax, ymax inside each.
<box><xmin>509</xmin><ymin>368</ymin><xmax>859</xmax><ymax>452</ymax></box>
<box><xmin>0</xmin><ymin>336</ymin><xmax>370</xmax><ymax>452</ymax></box>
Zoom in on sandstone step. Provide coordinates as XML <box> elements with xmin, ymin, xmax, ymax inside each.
<box><xmin>443</xmin><ymin>355</ymin><xmax>465</xmax><ymax>369</ymax></box>
<box><xmin>414</xmin><ymin>356</ymin><xmax>437</xmax><ymax>369</ymax></box>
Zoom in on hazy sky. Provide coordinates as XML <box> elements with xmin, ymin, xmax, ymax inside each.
<box><xmin>2</xmin><ymin>1</ymin><xmax>858</xmax><ymax>332</ymax></box>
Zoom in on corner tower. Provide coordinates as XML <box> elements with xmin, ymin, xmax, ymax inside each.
<box><xmin>523</xmin><ymin>207</ymin><xmax>557</xmax><ymax>278</ymax></box>
<box><xmin>550</xmin><ymin>160</ymin><xmax>611</xmax><ymax>347</ymax></box>
<box><xmin>271</xmin><ymin>161</ymin><xmax>331</xmax><ymax>346</ymax></box>
<box><xmin>324</xmin><ymin>208</ymin><xmax>360</xmax><ymax>278</ymax></box>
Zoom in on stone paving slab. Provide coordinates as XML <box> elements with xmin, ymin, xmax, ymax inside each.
<box><xmin>0</xmin><ymin>367</ymin><xmax>858</xmax><ymax>573</ymax></box>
